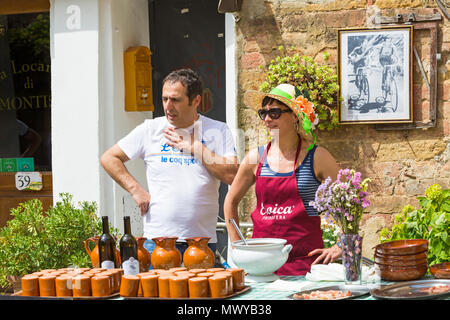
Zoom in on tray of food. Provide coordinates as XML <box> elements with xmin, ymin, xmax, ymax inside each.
<box><xmin>370</xmin><ymin>279</ymin><xmax>450</xmax><ymax>300</ymax></box>
<box><xmin>288</xmin><ymin>285</ymin><xmax>370</xmax><ymax>300</ymax></box>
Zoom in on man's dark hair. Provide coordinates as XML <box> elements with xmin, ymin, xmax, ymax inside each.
<box><xmin>163</xmin><ymin>68</ymin><xmax>203</xmax><ymax>104</ymax></box>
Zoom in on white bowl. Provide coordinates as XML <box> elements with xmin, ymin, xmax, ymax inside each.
<box><xmin>231</xmin><ymin>238</ymin><xmax>293</xmax><ymax>282</ymax></box>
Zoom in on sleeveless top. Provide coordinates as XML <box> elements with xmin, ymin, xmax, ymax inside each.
<box><xmin>257</xmin><ymin>144</ymin><xmax>321</xmax><ymax>216</ymax></box>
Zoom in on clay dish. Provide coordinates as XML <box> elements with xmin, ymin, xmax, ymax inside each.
<box><xmin>375</xmin><ymin>239</ymin><xmax>428</xmax><ymax>256</ymax></box>
<box><xmin>429</xmin><ymin>262</ymin><xmax>450</xmax><ymax>279</ymax></box>
<box><xmin>374</xmin><ymin>251</ymin><xmax>428</xmax><ymax>267</ymax></box>
<box><xmin>375</xmin><ymin>263</ymin><xmax>427</xmax><ymax>281</ymax></box>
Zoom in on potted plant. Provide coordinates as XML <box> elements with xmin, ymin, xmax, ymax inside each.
<box><xmin>0</xmin><ymin>193</ymin><xmax>119</xmax><ymax>293</ymax></box>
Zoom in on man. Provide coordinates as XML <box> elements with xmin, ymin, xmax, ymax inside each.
<box><xmin>100</xmin><ymin>69</ymin><xmax>238</xmax><ymax>262</ymax></box>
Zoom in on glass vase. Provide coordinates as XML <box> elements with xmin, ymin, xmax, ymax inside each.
<box><xmin>339</xmin><ymin>233</ymin><xmax>363</xmax><ymax>285</ymax></box>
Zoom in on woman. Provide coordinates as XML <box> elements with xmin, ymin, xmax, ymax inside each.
<box><xmin>224</xmin><ymin>83</ymin><xmax>342</xmax><ymax>275</ymax></box>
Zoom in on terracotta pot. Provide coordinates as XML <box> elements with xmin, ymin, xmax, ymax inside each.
<box><xmin>21</xmin><ymin>275</ymin><xmax>39</xmax><ymax>296</ymax></box>
<box><xmin>84</xmin><ymin>236</ymin><xmax>121</xmax><ymax>268</ymax></box>
<box><xmin>183</xmin><ymin>237</ymin><xmax>215</xmax><ymax>270</ymax></box>
<box><xmin>150</xmin><ymin>237</ymin><xmax>182</xmax><ymax>270</ymax></box>
<box><xmin>136</xmin><ymin>237</ymin><xmax>151</xmax><ymax>272</ymax></box>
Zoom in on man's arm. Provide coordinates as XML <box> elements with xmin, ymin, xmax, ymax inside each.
<box><xmin>100</xmin><ymin>144</ymin><xmax>150</xmax><ymax>216</ymax></box>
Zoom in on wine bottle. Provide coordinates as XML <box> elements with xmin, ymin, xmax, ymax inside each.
<box><xmin>119</xmin><ymin>216</ymin><xmax>139</xmax><ymax>275</ymax></box>
<box><xmin>98</xmin><ymin>216</ymin><xmax>116</xmax><ymax>269</ymax></box>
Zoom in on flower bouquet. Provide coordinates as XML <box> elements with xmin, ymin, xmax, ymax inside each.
<box><xmin>310</xmin><ymin>168</ymin><xmax>371</xmax><ymax>284</ymax></box>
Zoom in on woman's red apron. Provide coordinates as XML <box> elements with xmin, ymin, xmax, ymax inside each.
<box><xmin>250</xmin><ymin>140</ymin><xmax>323</xmax><ymax>275</ymax></box>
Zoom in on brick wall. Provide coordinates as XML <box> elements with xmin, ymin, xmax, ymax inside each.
<box><xmin>234</xmin><ymin>0</ymin><xmax>449</xmax><ymax>258</ymax></box>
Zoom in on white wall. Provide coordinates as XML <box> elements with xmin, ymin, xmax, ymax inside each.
<box><xmin>98</xmin><ymin>0</ymin><xmax>151</xmax><ymax>235</ymax></box>
<box><xmin>51</xmin><ymin>0</ymin><xmax>102</xmax><ymax>206</ymax></box>
<box><xmin>51</xmin><ymin>0</ymin><xmax>150</xmax><ymax>234</ymax></box>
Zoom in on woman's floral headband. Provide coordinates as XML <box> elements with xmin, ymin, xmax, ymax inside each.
<box><xmin>293</xmin><ymin>87</ymin><xmax>318</xmax><ymax>150</ymax></box>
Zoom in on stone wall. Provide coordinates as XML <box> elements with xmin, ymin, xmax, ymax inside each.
<box><xmin>234</xmin><ymin>0</ymin><xmax>450</xmax><ymax>258</ymax></box>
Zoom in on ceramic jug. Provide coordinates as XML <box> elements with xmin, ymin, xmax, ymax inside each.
<box><xmin>150</xmin><ymin>237</ymin><xmax>182</xmax><ymax>269</ymax></box>
<box><xmin>136</xmin><ymin>237</ymin><xmax>151</xmax><ymax>272</ymax></box>
<box><xmin>84</xmin><ymin>236</ymin><xmax>121</xmax><ymax>268</ymax></box>
<box><xmin>183</xmin><ymin>237</ymin><xmax>215</xmax><ymax>269</ymax></box>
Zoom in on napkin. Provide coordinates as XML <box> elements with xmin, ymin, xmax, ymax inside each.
<box><xmin>264</xmin><ymin>279</ymin><xmax>318</xmax><ymax>292</ymax></box>
<box><xmin>305</xmin><ymin>263</ymin><xmax>380</xmax><ymax>283</ymax></box>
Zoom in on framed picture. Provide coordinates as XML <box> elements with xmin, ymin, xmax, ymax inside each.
<box><xmin>337</xmin><ymin>26</ymin><xmax>413</xmax><ymax>124</ymax></box>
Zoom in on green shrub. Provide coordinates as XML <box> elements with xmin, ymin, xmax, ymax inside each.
<box><xmin>380</xmin><ymin>184</ymin><xmax>450</xmax><ymax>267</ymax></box>
<box><xmin>259</xmin><ymin>46</ymin><xmax>340</xmax><ymax>131</ymax></box>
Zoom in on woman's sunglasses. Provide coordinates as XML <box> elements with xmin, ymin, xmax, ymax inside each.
<box><xmin>257</xmin><ymin>108</ymin><xmax>292</xmax><ymax>120</ymax></box>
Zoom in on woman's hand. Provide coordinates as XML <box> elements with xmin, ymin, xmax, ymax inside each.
<box><xmin>308</xmin><ymin>244</ymin><xmax>342</xmax><ymax>265</ymax></box>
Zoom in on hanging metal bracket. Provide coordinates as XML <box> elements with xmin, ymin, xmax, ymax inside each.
<box><xmin>375</xmin><ymin>12</ymin><xmax>442</xmax><ymax>131</ymax></box>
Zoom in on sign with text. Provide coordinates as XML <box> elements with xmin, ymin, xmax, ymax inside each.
<box><xmin>15</xmin><ymin>171</ymin><xmax>43</xmax><ymax>191</ymax></box>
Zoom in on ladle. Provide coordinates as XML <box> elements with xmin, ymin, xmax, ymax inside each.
<box><xmin>229</xmin><ymin>218</ymin><xmax>248</xmax><ymax>245</ymax></box>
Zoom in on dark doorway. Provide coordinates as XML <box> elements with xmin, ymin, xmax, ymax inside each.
<box><xmin>148</xmin><ymin>0</ymin><xmax>229</xmax><ymax>262</ymax></box>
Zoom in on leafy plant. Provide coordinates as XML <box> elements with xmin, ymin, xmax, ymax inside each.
<box><xmin>0</xmin><ymin>193</ymin><xmax>119</xmax><ymax>290</ymax></box>
<box><xmin>259</xmin><ymin>46</ymin><xmax>340</xmax><ymax>131</ymax></box>
<box><xmin>380</xmin><ymin>184</ymin><xmax>450</xmax><ymax>266</ymax></box>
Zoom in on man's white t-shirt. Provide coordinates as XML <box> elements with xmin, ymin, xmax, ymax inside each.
<box><xmin>117</xmin><ymin>115</ymin><xmax>236</xmax><ymax>243</ymax></box>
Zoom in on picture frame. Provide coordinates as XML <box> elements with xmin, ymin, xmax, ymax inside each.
<box><xmin>337</xmin><ymin>26</ymin><xmax>413</xmax><ymax>124</ymax></box>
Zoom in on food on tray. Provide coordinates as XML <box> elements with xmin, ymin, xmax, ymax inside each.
<box><xmin>294</xmin><ymin>289</ymin><xmax>352</xmax><ymax>300</ymax></box>
<box><xmin>418</xmin><ymin>284</ymin><xmax>450</xmax><ymax>294</ymax></box>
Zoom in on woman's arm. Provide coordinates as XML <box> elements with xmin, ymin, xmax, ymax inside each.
<box><xmin>313</xmin><ymin>146</ymin><xmax>340</xmax><ymax>183</ymax></box>
<box><xmin>224</xmin><ymin>148</ymin><xmax>259</xmax><ymax>243</ymax></box>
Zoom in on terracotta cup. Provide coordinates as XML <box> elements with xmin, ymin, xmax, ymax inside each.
<box><xmin>140</xmin><ymin>274</ymin><xmax>159</xmax><ymax>297</ymax></box>
<box><xmin>39</xmin><ymin>275</ymin><xmax>56</xmax><ymax>296</ymax></box>
<box><xmin>215</xmin><ymin>271</ymin><xmax>233</xmax><ymax>295</ymax></box>
<box><xmin>188</xmin><ymin>277</ymin><xmax>209</xmax><ymax>298</ymax></box>
<box><xmin>188</xmin><ymin>268</ymin><xmax>206</xmax><ymax>275</ymax></box>
<box><xmin>21</xmin><ymin>275</ymin><xmax>39</xmax><ymax>296</ymax></box>
<box><xmin>208</xmin><ymin>275</ymin><xmax>228</xmax><ymax>298</ymax></box>
<box><xmin>169</xmin><ymin>276</ymin><xmax>188</xmax><ymax>298</ymax></box>
<box><xmin>169</xmin><ymin>267</ymin><xmax>187</xmax><ymax>273</ymax></box>
<box><xmin>174</xmin><ymin>271</ymin><xmax>196</xmax><ymax>279</ymax></box>
<box><xmin>97</xmin><ymin>272</ymin><xmax>115</xmax><ymax>295</ymax></box>
<box><xmin>207</xmin><ymin>268</ymin><xmax>225</xmax><ymax>273</ymax></box>
<box><xmin>197</xmin><ymin>272</ymin><xmax>214</xmax><ymax>278</ymax></box>
<box><xmin>158</xmin><ymin>275</ymin><xmax>172</xmax><ymax>298</ymax></box>
<box><xmin>119</xmin><ymin>275</ymin><xmax>140</xmax><ymax>297</ymax></box>
<box><xmin>55</xmin><ymin>276</ymin><xmax>73</xmax><ymax>297</ymax></box>
<box><xmin>102</xmin><ymin>269</ymin><xmax>120</xmax><ymax>293</ymax></box>
<box><xmin>72</xmin><ymin>275</ymin><xmax>91</xmax><ymax>297</ymax></box>
<box><xmin>91</xmin><ymin>275</ymin><xmax>111</xmax><ymax>297</ymax></box>
<box><xmin>227</xmin><ymin>268</ymin><xmax>245</xmax><ymax>291</ymax></box>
